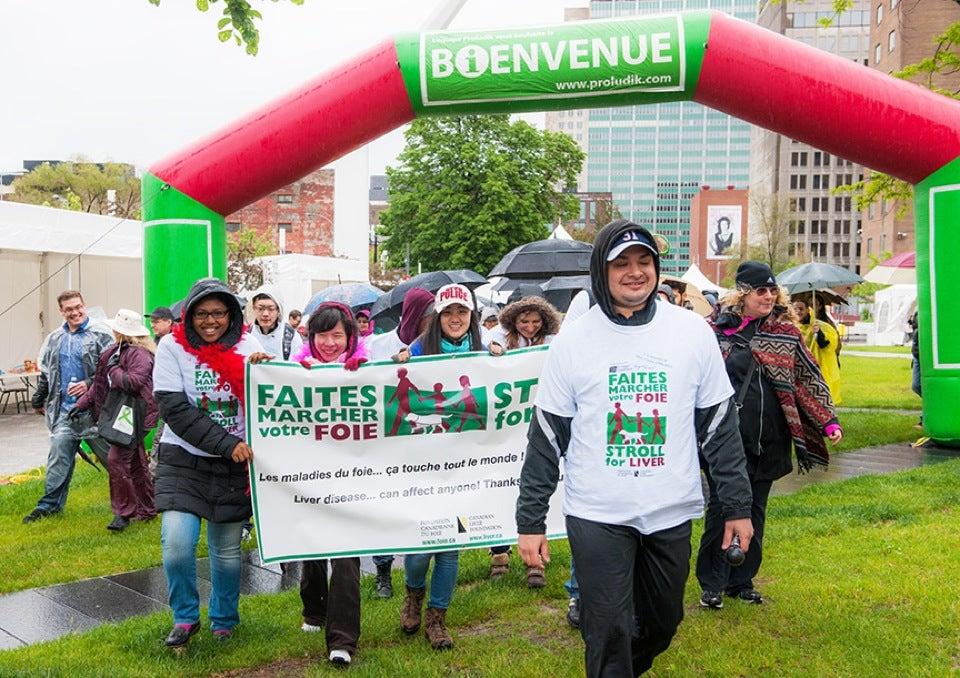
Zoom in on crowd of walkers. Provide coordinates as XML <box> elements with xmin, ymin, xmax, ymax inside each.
<box><xmin>21</xmin><ymin>219</ymin><xmax>846</xmax><ymax>675</ymax></box>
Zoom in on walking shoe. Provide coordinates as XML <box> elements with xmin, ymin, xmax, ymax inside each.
<box><xmin>301</xmin><ymin>621</ymin><xmax>324</xmax><ymax>632</ymax></box>
<box><xmin>212</xmin><ymin>628</ymin><xmax>233</xmax><ymax>642</ymax></box>
<box><xmin>329</xmin><ymin>649</ymin><xmax>352</xmax><ymax>666</ymax></box>
<box><xmin>400</xmin><ymin>586</ymin><xmax>426</xmax><ymax>634</ymax></box>
<box><xmin>164</xmin><ymin>621</ymin><xmax>200</xmax><ymax>647</ymax></box>
<box><xmin>699</xmin><ymin>590</ymin><xmax>723</xmax><ymax>609</ymax></box>
<box><xmin>375</xmin><ymin>563</ymin><xmax>394</xmax><ymax>599</ymax></box>
<box><xmin>240</xmin><ymin>521</ymin><xmax>254</xmax><ymax>542</ymax></box>
<box><xmin>106</xmin><ymin>515</ymin><xmax>130</xmax><ymax>532</ymax></box>
<box><xmin>729</xmin><ymin>588</ymin><xmax>763</xmax><ymax>604</ymax></box>
<box><xmin>526</xmin><ymin>565</ymin><xmax>546</xmax><ymax>588</ymax></box>
<box><xmin>489</xmin><ymin>552</ymin><xmax>510</xmax><ymax>579</ymax></box>
<box><xmin>22</xmin><ymin>508</ymin><xmax>55</xmax><ymax>524</ymax></box>
<box><xmin>566</xmin><ymin>597</ymin><xmax>581</xmax><ymax>629</ymax></box>
<box><xmin>423</xmin><ymin>607</ymin><xmax>454</xmax><ymax>649</ymax></box>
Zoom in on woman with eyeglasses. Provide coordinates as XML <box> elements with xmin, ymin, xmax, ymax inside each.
<box><xmin>695</xmin><ymin>261</ymin><xmax>842</xmax><ymax>610</ymax></box>
<box><xmin>152</xmin><ymin>279</ymin><xmax>270</xmax><ymax>649</ymax></box>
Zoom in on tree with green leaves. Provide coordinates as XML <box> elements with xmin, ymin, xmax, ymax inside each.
<box><xmin>10</xmin><ymin>160</ymin><xmax>141</xmax><ymax>219</ymax></box>
<box><xmin>378</xmin><ymin>115</ymin><xmax>585</xmax><ymax>275</ymax></box>
<box><xmin>227</xmin><ymin>227</ymin><xmax>276</xmax><ymax>291</ymax></box>
<box><xmin>147</xmin><ymin>0</ymin><xmax>304</xmax><ymax>56</ymax></box>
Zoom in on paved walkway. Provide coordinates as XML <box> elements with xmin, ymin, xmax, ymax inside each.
<box><xmin>1</xmin><ymin>441</ymin><xmax>957</xmax><ymax>650</ymax></box>
<box><xmin>0</xmin><ymin>413</ymin><xmax>49</xmax><ymax>478</ymax></box>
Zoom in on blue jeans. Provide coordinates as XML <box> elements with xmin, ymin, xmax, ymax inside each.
<box><xmin>911</xmin><ymin>357</ymin><xmax>922</xmax><ymax>397</ymax></box>
<box><xmin>36</xmin><ymin>416</ymin><xmax>83</xmax><ymax>513</ymax></box>
<box><xmin>404</xmin><ymin>551</ymin><xmax>459</xmax><ymax>609</ymax></box>
<box><xmin>161</xmin><ymin>510</ymin><xmax>243</xmax><ymax>631</ymax></box>
<box><xmin>565</xmin><ymin>557</ymin><xmax>580</xmax><ymax>600</ymax></box>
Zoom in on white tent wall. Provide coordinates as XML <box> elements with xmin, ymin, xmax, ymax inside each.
<box><xmin>253</xmin><ymin>253</ymin><xmax>369</xmax><ymax>315</ymax></box>
<box><xmin>870</xmin><ymin>284</ymin><xmax>916</xmax><ymax>346</ymax></box>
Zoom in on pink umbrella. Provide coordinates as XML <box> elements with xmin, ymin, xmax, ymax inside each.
<box><xmin>879</xmin><ymin>251</ymin><xmax>915</xmax><ymax>268</ymax></box>
<box><xmin>864</xmin><ymin>251</ymin><xmax>916</xmax><ymax>284</ymax></box>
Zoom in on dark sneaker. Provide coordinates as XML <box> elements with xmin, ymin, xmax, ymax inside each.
<box><xmin>729</xmin><ymin>589</ymin><xmax>763</xmax><ymax>604</ymax></box>
<box><xmin>375</xmin><ymin>564</ymin><xmax>393</xmax><ymax>599</ymax></box>
<box><xmin>240</xmin><ymin>521</ymin><xmax>254</xmax><ymax>542</ymax></box>
<box><xmin>23</xmin><ymin>508</ymin><xmax>53</xmax><ymax>524</ymax></box>
<box><xmin>106</xmin><ymin>515</ymin><xmax>130</xmax><ymax>532</ymax></box>
<box><xmin>699</xmin><ymin>590</ymin><xmax>723</xmax><ymax>609</ymax></box>
<box><xmin>212</xmin><ymin>628</ymin><xmax>233</xmax><ymax>642</ymax></box>
<box><xmin>165</xmin><ymin>621</ymin><xmax>200</xmax><ymax>647</ymax></box>
<box><xmin>566</xmin><ymin>597</ymin><xmax>581</xmax><ymax>629</ymax></box>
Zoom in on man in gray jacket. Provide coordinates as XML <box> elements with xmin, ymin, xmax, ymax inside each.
<box><xmin>24</xmin><ymin>290</ymin><xmax>112</xmax><ymax>523</ymax></box>
<box><xmin>517</xmin><ymin>220</ymin><xmax>754</xmax><ymax>677</ymax></box>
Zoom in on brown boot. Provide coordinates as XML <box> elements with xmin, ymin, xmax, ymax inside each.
<box><xmin>489</xmin><ymin>552</ymin><xmax>510</xmax><ymax>579</ymax></box>
<box><xmin>400</xmin><ymin>586</ymin><xmax>426</xmax><ymax>634</ymax></box>
<box><xmin>423</xmin><ymin>607</ymin><xmax>454</xmax><ymax>649</ymax></box>
<box><xmin>526</xmin><ymin>565</ymin><xmax>546</xmax><ymax>589</ymax></box>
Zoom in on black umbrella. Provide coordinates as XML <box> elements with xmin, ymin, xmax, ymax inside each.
<box><xmin>491</xmin><ymin>276</ymin><xmax>549</xmax><ymax>293</ymax></box>
<box><xmin>539</xmin><ymin>275</ymin><xmax>592</xmax><ymax>313</ymax></box>
<box><xmin>369</xmin><ymin>270</ymin><xmax>487</xmax><ymax>321</ymax></box>
<box><xmin>488</xmin><ymin>239</ymin><xmax>593</xmax><ymax>279</ymax></box>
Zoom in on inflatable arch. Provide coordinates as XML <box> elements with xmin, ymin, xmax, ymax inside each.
<box><xmin>143</xmin><ymin>11</ymin><xmax>960</xmax><ymax>440</ymax></box>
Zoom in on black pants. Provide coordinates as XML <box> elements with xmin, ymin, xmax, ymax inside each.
<box><xmin>300</xmin><ymin>558</ymin><xmax>361</xmax><ymax>653</ymax></box>
<box><xmin>567</xmin><ymin>515</ymin><xmax>691</xmax><ymax>677</ymax></box>
<box><xmin>695</xmin><ymin>471</ymin><xmax>772</xmax><ymax>594</ymax></box>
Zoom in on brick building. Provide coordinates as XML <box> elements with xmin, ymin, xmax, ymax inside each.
<box><xmin>859</xmin><ymin>0</ymin><xmax>960</xmax><ymax>270</ymax></box>
<box><xmin>225</xmin><ymin>168</ymin><xmax>335</xmax><ymax>256</ymax></box>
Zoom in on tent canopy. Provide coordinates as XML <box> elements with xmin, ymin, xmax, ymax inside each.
<box><xmin>0</xmin><ymin>201</ymin><xmax>141</xmax><ymax>258</ymax></box>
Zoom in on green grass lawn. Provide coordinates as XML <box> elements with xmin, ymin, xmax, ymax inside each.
<box><xmin>1</xmin><ymin>461</ymin><xmax>958</xmax><ymax>676</ymax></box>
<box><xmin>832</xmin><ymin>410</ymin><xmax>920</xmax><ymax>452</ymax></box>
<box><xmin>839</xmin><ymin>355</ymin><xmax>920</xmax><ymax>410</ymax></box>
<box><xmin>844</xmin><ymin>345</ymin><xmax>911</xmax><ymax>354</ymax></box>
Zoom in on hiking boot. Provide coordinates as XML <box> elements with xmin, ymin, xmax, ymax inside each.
<box><xmin>526</xmin><ymin>565</ymin><xmax>546</xmax><ymax>589</ymax></box>
<box><xmin>106</xmin><ymin>515</ymin><xmax>130</xmax><ymax>532</ymax></box>
<box><xmin>375</xmin><ymin>563</ymin><xmax>393</xmax><ymax>599</ymax></box>
<box><xmin>423</xmin><ymin>607</ymin><xmax>454</xmax><ymax>649</ymax></box>
<box><xmin>566</xmin><ymin>597</ymin><xmax>581</xmax><ymax>629</ymax></box>
<box><xmin>699</xmin><ymin>590</ymin><xmax>723</xmax><ymax>609</ymax></box>
<box><xmin>164</xmin><ymin>621</ymin><xmax>200</xmax><ymax>647</ymax></box>
<box><xmin>400</xmin><ymin>586</ymin><xmax>426</xmax><ymax>634</ymax></box>
<box><xmin>489</xmin><ymin>552</ymin><xmax>510</xmax><ymax>579</ymax></box>
<box><xmin>22</xmin><ymin>508</ymin><xmax>55</xmax><ymax>524</ymax></box>
<box><xmin>729</xmin><ymin>588</ymin><xmax>763</xmax><ymax>604</ymax></box>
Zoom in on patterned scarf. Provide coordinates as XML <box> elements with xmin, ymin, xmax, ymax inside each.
<box><xmin>711</xmin><ymin>310</ymin><xmax>837</xmax><ymax>472</ymax></box>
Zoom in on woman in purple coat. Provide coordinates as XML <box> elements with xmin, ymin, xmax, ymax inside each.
<box><xmin>75</xmin><ymin>309</ymin><xmax>159</xmax><ymax>531</ymax></box>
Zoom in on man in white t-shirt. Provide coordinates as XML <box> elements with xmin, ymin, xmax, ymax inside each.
<box><xmin>517</xmin><ymin>220</ymin><xmax>753</xmax><ymax>677</ymax></box>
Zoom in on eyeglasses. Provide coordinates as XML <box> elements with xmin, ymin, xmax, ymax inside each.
<box><xmin>194</xmin><ymin>310</ymin><xmax>229</xmax><ymax>321</ymax></box>
<box><xmin>254</xmin><ymin>305</ymin><xmax>278</xmax><ymax>313</ymax></box>
<box><xmin>752</xmin><ymin>286</ymin><xmax>779</xmax><ymax>297</ymax></box>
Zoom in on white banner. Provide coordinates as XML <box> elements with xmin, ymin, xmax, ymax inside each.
<box><xmin>706</xmin><ymin>204</ymin><xmax>742</xmax><ymax>260</ymax></box>
<box><xmin>245</xmin><ymin>347</ymin><xmax>566</xmax><ymax>562</ymax></box>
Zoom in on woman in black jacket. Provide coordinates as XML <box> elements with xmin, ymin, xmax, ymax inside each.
<box><xmin>151</xmin><ymin>279</ymin><xmax>268</xmax><ymax>648</ymax></box>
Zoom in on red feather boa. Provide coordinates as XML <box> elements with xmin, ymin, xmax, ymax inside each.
<box><xmin>172</xmin><ymin>322</ymin><xmax>247</xmax><ymax>406</ymax></box>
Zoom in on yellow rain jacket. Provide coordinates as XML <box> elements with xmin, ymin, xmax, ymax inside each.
<box><xmin>799</xmin><ymin>317</ymin><xmax>842</xmax><ymax>405</ymax></box>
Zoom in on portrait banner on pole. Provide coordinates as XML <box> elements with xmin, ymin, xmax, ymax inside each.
<box><xmin>245</xmin><ymin>347</ymin><xmax>565</xmax><ymax>563</ymax></box>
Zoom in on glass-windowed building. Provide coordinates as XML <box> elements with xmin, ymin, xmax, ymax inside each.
<box><xmin>586</xmin><ymin>0</ymin><xmax>755</xmax><ymax>275</ymax></box>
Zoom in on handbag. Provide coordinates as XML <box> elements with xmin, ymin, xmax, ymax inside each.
<box><xmin>97</xmin><ymin>388</ymin><xmax>144</xmax><ymax>448</ymax></box>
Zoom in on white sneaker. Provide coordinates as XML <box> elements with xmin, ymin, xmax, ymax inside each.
<box><xmin>329</xmin><ymin>649</ymin><xmax>351</xmax><ymax>665</ymax></box>
<box><xmin>301</xmin><ymin>622</ymin><xmax>323</xmax><ymax>632</ymax></box>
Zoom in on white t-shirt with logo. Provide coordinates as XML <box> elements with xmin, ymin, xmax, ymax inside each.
<box><xmin>153</xmin><ymin>333</ymin><xmax>263</xmax><ymax>457</ymax></box>
<box><xmin>536</xmin><ymin>301</ymin><xmax>733</xmax><ymax>534</ymax></box>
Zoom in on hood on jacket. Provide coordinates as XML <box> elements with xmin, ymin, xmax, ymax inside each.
<box><xmin>249</xmin><ymin>283</ymin><xmax>285</xmax><ymax>334</ymax></box>
<box><xmin>498</xmin><ymin>296</ymin><xmax>561</xmax><ymax>338</ymax></box>
<box><xmin>183</xmin><ymin>278</ymin><xmax>245</xmax><ymax>348</ymax></box>
<box><xmin>590</xmin><ymin>219</ymin><xmax>661</xmax><ymax>321</ymax></box>
<box><xmin>296</xmin><ymin>301</ymin><xmax>365</xmax><ymax>363</ymax></box>
<box><xmin>397</xmin><ymin>288</ymin><xmax>435</xmax><ymax>345</ymax></box>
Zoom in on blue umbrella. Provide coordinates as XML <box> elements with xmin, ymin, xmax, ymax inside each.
<box><xmin>304</xmin><ymin>283</ymin><xmax>383</xmax><ymax>316</ymax></box>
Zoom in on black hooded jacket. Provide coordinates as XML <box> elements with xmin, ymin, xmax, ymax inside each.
<box><xmin>153</xmin><ymin>278</ymin><xmax>252</xmax><ymax>522</ymax></box>
<box><xmin>516</xmin><ymin>220</ymin><xmax>752</xmax><ymax>535</ymax></box>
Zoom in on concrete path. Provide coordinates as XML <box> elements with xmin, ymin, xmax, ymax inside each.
<box><xmin>1</xmin><ymin>441</ymin><xmax>957</xmax><ymax>650</ymax></box>
<box><xmin>0</xmin><ymin>413</ymin><xmax>49</xmax><ymax>477</ymax></box>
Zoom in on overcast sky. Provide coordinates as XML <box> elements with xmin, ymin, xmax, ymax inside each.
<box><xmin>1</xmin><ymin>0</ymin><xmax>585</xmax><ymax>176</ymax></box>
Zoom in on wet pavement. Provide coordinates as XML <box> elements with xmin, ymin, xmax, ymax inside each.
<box><xmin>0</xmin><ymin>413</ymin><xmax>49</xmax><ymax>477</ymax></box>
<box><xmin>0</xmin><ymin>441</ymin><xmax>957</xmax><ymax>650</ymax></box>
